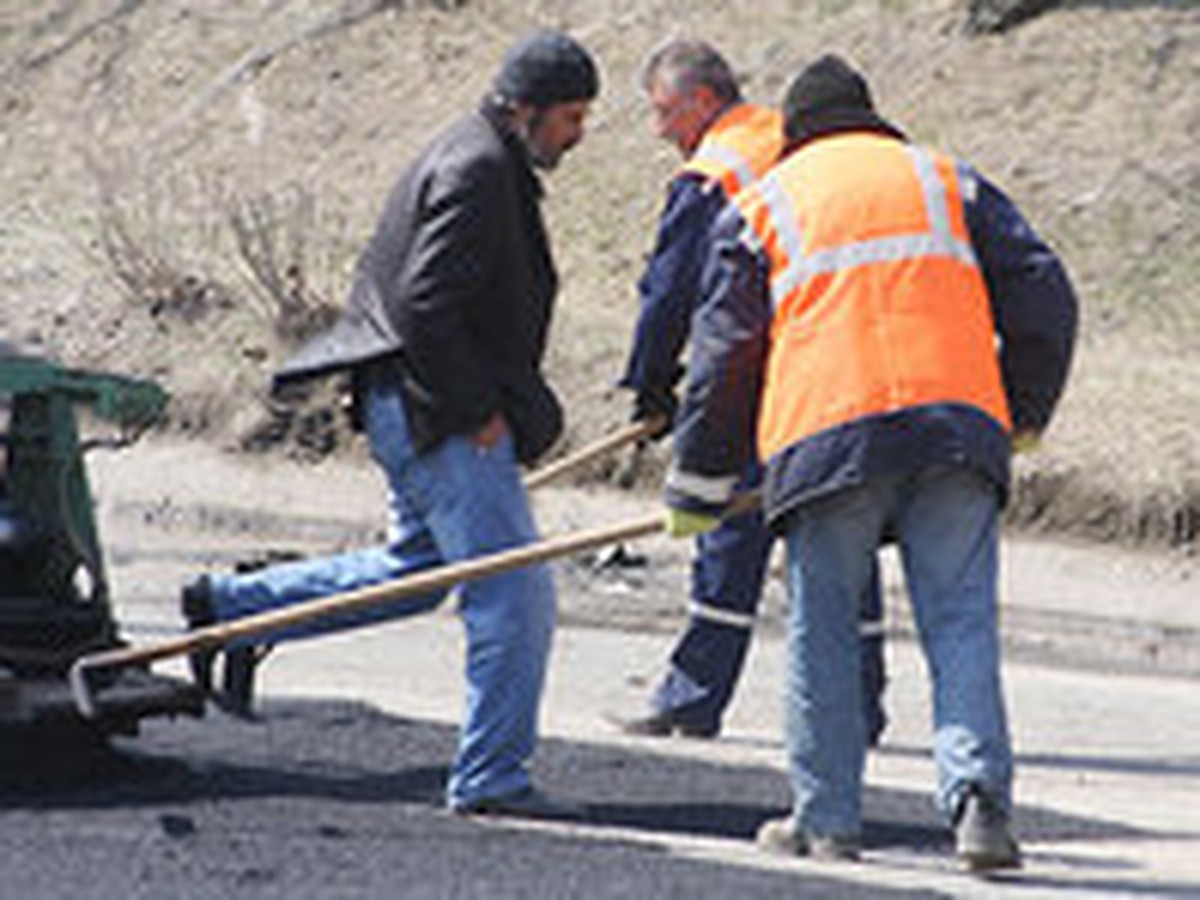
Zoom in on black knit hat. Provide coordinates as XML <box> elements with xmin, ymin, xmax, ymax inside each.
<box><xmin>493</xmin><ymin>30</ymin><xmax>600</xmax><ymax>108</ymax></box>
<box><xmin>782</xmin><ymin>54</ymin><xmax>903</xmax><ymax>147</ymax></box>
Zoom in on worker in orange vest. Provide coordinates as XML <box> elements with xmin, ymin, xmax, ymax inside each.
<box><xmin>616</xmin><ymin>39</ymin><xmax>887</xmax><ymax>743</ymax></box>
<box><xmin>665</xmin><ymin>55</ymin><xmax>1076</xmax><ymax>869</ymax></box>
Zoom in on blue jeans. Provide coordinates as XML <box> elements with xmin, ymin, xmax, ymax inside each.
<box><xmin>782</xmin><ymin>465</ymin><xmax>1012</xmax><ymax>837</ymax></box>
<box><xmin>208</xmin><ymin>380</ymin><xmax>556</xmax><ymax>809</ymax></box>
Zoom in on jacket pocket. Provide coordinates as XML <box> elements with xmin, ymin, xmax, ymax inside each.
<box><xmin>504</xmin><ymin>377</ymin><xmax>563</xmax><ymax>466</ymax></box>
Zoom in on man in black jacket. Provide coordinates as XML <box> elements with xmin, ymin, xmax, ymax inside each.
<box><xmin>182</xmin><ymin>30</ymin><xmax>598</xmax><ymax>819</ymax></box>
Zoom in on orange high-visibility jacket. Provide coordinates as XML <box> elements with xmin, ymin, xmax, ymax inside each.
<box><xmin>731</xmin><ymin>132</ymin><xmax>1012</xmax><ymax>461</ymax></box>
<box><xmin>680</xmin><ymin>104</ymin><xmax>783</xmax><ymax>200</ymax></box>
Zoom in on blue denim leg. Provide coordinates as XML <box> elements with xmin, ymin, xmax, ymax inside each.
<box><xmin>211</xmin><ymin>382</ymin><xmax>554</xmax><ymax>809</ymax></box>
<box><xmin>783</xmin><ymin>487</ymin><xmax>884</xmax><ymax>837</ymax></box>
<box><xmin>208</xmin><ymin>518</ymin><xmax>446</xmax><ymax>643</ymax></box>
<box><xmin>415</xmin><ymin>440</ymin><xmax>555</xmax><ymax>808</ymax></box>
<box><xmin>893</xmin><ymin>466</ymin><xmax>1012</xmax><ymax>818</ymax></box>
<box><xmin>366</xmin><ymin>386</ymin><xmax>555</xmax><ymax>808</ymax></box>
<box><xmin>207</xmin><ymin>416</ymin><xmax>448</xmax><ymax>640</ymax></box>
<box><xmin>782</xmin><ymin>465</ymin><xmax>1012</xmax><ymax>836</ymax></box>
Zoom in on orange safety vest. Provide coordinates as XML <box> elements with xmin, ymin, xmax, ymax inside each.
<box><xmin>732</xmin><ymin>133</ymin><xmax>1011</xmax><ymax>461</ymax></box>
<box><xmin>679</xmin><ymin>104</ymin><xmax>783</xmax><ymax>200</ymax></box>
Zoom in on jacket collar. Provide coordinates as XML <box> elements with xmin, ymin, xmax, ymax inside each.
<box><xmin>479</xmin><ymin>98</ymin><xmax>544</xmax><ymax>199</ymax></box>
<box><xmin>784</xmin><ymin>112</ymin><xmax>906</xmax><ymax>156</ymax></box>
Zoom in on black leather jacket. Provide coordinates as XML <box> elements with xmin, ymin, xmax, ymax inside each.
<box><xmin>276</xmin><ymin>102</ymin><xmax>562</xmax><ymax>464</ymax></box>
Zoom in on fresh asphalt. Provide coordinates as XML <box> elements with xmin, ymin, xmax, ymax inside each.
<box><xmin>3</xmin><ymin>602</ymin><xmax>1197</xmax><ymax>898</ymax></box>
<box><xmin>5</xmin><ymin>448</ymin><xmax>1195</xmax><ymax>898</ymax></box>
<box><xmin>1</xmin><ymin>697</ymin><xmax>943</xmax><ymax>899</ymax></box>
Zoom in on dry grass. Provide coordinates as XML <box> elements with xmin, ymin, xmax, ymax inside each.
<box><xmin>1</xmin><ymin>0</ymin><xmax>1197</xmax><ymax>548</ymax></box>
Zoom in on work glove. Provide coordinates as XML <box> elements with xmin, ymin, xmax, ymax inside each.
<box><xmin>1012</xmin><ymin>430</ymin><xmax>1042</xmax><ymax>455</ymax></box>
<box><xmin>663</xmin><ymin>505</ymin><xmax>721</xmax><ymax>538</ymax></box>
<box><xmin>631</xmin><ymin>384</ymin><xmax>677</xmax><ymax>441</ymax></box>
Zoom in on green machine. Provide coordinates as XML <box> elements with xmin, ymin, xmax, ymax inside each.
<box><xmin>0</xmin><ymin>341</ymin><xmax>202</xmax><ymax>736</ymax></box>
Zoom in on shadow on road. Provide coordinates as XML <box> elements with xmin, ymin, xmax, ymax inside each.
<box><xmin>1</xmin><ymin>699</ymin><xmax>1155</xmax><ymax>849</ymax></box>
<box><xmin>0</xmin><ymin>698</ymin><xmax>1189</xmax><ymax>898</ymax></box>
<box><xmin>879</xmin><ymin>740</ymin><xmax>1200</xmax><ymax>782</ymax></box>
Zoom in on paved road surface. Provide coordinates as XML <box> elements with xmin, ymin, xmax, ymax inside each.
<box><xmin>1</xmin><ymin>441</ymin><xmax>1194</xmax><ymax>897</ymax></box>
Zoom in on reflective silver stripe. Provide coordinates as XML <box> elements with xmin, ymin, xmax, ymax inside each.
<box><xmin>908</xmin><ymin>146</ymin><xmax>978</xmax><ymax>267</ymax></box>
<box><xmin>909</xmin><ymin>146</ymin><xmax>953</xmax><ymax>243</ymax></box>
<box><xmin>957</xmin><ymin>162</ymin><xmax>979</xmax><ymax>203</ymax></box>
<box><xmin>666</xmin><ymin>465</ymin><xmax>738</xmax><ymax>504</ymax></box>
<box><xmin>739</xmin><ymin>221</ymin><xmax>763</xmax><ymax>255</ymax></box>
<box><xmin>694</xmin><ymin>141</ymin><xmax>755</xmax><ymax>195</ymax></box>
<box><xmin>756</xmin><ymin>171</ymin><xmax>807</xmax><ymax>308</ymax></box>
<box><xmin>859</xmin><ymin>618</ymin><xmax>886</xmax><ymax>638</ymax></box>
<box><xmin>766</xmin><ymin>147</ymin><xmax>978</xmax><ymax>307</ymax></box>
<box><xmin>690</xmin><ymin>600</ymin><xmax>756</xmax><ymax>630</ymax></box>
<box><xmin>798</xmin><ymin>232</ymin><xmax>977</xmax><ymax>279</ymax></box>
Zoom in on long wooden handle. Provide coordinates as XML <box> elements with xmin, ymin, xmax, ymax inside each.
<box><xmin>523</xmin><ymin>418</ymin><xmax>663</xmax><ymax>490</ymax></box>
<box><xmin>70</xmin><ymin>510</ymin><xmax>664</xmax><ymax>717</ymax></box>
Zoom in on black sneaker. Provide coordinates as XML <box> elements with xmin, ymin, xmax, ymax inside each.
<box><xmin>181</xmin><ymin>575</ymin><xmax>268</xmax><ymax>720</ymax></box>
<box><xmin>180</xmin><ymin>576</ymin><xmax>217</xmax><ymax>693</ymax></box>
<box><xmin>954</xmin><ymin>787</ymin><xmax>1022</xmax><ymax>871</ymax></box>
<box><xmin>451</xmin><ymin>787</ymin><xmax>584</xmax><ymax>821</ymax></box>
<box><xmin>607</xmin><ymin>708</ymin><xmax>719</xmax><ymax>739</ymax></box>
<box><xmin>213</xmin><ymin>644</ymin><xmax>270</xmax><ymax>720</ymax></box>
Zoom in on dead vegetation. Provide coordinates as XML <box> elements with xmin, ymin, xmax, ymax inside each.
<box><xmin>78</xmin><ymin>159</ymin><xmax>351</xmax><ymax>459</ymax></box>
<box><xmin>225</xmin><ymin>189</ymin><xmax>341</xmax><ymax>344</ymax></box>
<box><xmin>1</xmin><ymin>0</ymin><xmax>1198</xmax><ymax>550</ymax></box>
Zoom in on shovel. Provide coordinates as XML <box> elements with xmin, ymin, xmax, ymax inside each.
<box><xmin>69</xmin><ymin>416</ymin><xmax>677</xmax><ymax>719</ymax></box>
<box><xmin>70</xmin><ymin>511</ymin><xmax>670</xmax><ymax>718</ymax></box>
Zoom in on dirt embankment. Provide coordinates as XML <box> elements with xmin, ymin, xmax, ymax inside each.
<box><xmin>1</xmin><ymin>0</ymin><xmax>1198</xmax><ymax>552</ymax></box>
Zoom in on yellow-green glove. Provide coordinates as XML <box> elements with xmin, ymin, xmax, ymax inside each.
<box><xmin>664</xmin><ymin>506</ymin><xmax>721</xmax><ymax>538</ymax></box>
<box><xmin>1012</xmin><ymin>430</ymin><xmax>1042</xmax><ymax>455</ymax></box>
